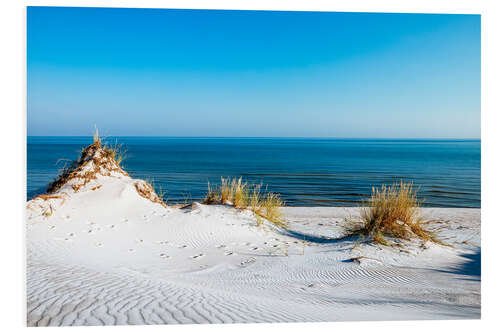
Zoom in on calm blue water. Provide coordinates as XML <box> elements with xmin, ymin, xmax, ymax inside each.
<box><xmin>27</xmin><ymin>137</ymin><xmax>480</xmax><ymax>208</ymax></box>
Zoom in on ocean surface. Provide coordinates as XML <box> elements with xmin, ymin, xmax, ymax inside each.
<box><xmin>27</xmin><ymin>137</ymin><xmax>480</xmax><ymax>208</ymax></box>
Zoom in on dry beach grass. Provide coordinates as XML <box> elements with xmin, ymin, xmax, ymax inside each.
<box><xmin>203</xmin><ymin>177</ymin><xmax>286</xmax><ymax>228</ymax></box>
<box><xmin>46</xmin><ymin>133</ymin><xmax>129</xmax><ymax>194</ymax></box>
<box><xmin>346</xmin><ymin>181</ymin><xmax>442</xmax><ymax>246</ymax></box>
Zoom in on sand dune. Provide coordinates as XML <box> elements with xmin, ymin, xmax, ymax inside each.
<box><xmin>26</xmin><ymin>145</ymin><xmax>480</xmax><ymax>326</ymax></box>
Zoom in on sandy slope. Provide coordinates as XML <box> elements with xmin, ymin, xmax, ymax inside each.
<box><xmin>26</xmin><ymin>151</ymin><xmax>480</xmax><ymax>326</ymax></box>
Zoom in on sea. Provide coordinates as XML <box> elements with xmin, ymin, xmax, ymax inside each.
<box><xmin>27</xmin><ymin>137</ymin><xmax>481</xmax><ymax>208</ymax></box>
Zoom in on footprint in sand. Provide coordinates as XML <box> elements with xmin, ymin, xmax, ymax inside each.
<box><xmin>191</xmin><ymin>254</ymin><xmax>205</xmax><ymax>259</ymax></box>
<box><xmin>301</xmin><ymin>284</ymin><xmax>315</xmax><ymax>290</ymax></box>
<box><xmin>240</xmin><ymin>257</ymin><xmax>256</xmax><ymax>266</ymax></box>
<box><xmin>88</xmin><ymin>225</ymin><xmax>102</xmax><ymax>233</ymax></box>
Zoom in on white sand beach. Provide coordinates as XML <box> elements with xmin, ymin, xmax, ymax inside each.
<box><xmin>26</xmin><ymin>145</ymin><xmax>480</xmax><ymax>326</ymax></box>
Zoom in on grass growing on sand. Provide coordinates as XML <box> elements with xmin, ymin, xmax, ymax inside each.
<box><xmin>134</xmin><ymin>180</ymin><xmax>167</xmax><ymax>208</ymax></box>
<box><xmin>156</xmin><ymin>185</ymin><xmax>168</xmax><ymax>205</ymax></box>
<box><xmin>254</xmin><ymin>192</ymin><xmax>285</xmax><ymax>228</ymax></box>
<box><xmin>203</xmin><ymin>177</ymin><xmax>286</xmax><ymax>228</ymax></box>
<box><xmin>46</xmin><ymin>128</ymin><xmax>130</xmax><ymax>193</ymax></box>
<box><xmin>93</xmin><ymin>127</ymin><xmax>127</xmax><ymax>167</ymax></box>
<box><xmin>103</xmin><ymin>141</ymin><xmax>127</xmax><ymax>167</ymax></box>
<box><xmin>203</xmin><ymin>182</ymin><xmax>220</xmax><ymax>204</ymax></box>
<box><xmin>346</xmin><ymin>181</ymin><xmax>442</xmax><ymax>246</ymax></box>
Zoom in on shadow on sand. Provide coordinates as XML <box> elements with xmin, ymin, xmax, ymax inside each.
<box><xmin>450</xmin><ymin>250</ymin><xmax>481</xmax><ymax>277</ymax></box>
<box><xmin>279</xmin><ymin>229</ymin><xmax>356</xmax><ymax>244</ymax></box>
<box><xmin>434</xmin><ymin>250</ymin><xmax>481</xmax><ymax>280</ymax></box>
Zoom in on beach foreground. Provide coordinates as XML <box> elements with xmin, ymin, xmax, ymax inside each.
<box><xmin>26</xmin><ymin>148</ymin><xmax>480</xmax><ymax>326</ymax></box>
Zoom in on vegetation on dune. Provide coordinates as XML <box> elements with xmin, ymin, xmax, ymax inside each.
<box><xmin>38</xmin><ymin>128</ymin><xmax>445</xmax><ymax>248</ymax></box>
<box><xmin>254</xmin><ymin>192</ymin><xmax>285</xmax><ymax>228</ymax></box>
<box><xmin>155</xmin><ymin>183</ymin><xmax>168</xmax><ymax>205</ymax></box>
<box><xmin>134</xmin><ymin>180</ymin><xmax>167</xmax><ymax>208</ymax></box>
<box><xmin>104</xmin><ymin>140</ymin><xmax>127</xmax><ymax>168</ymax></box>
<box><xmin>203</xmin><ymin>177</ymin><xmax>286</xmax><ymax>228</ymax></box>
<box><xmin>46</xmin><ymin>129</ymin><xmax>129</xmax><ymax>194</ymax></box>
<box><xmin>345</xmin><ymin>181</ymin><xmax>442</xmax><ymax>246</ymax></box>
<box><xmin>41</xmin><ymin>128</ymin><xmax>170</xmax><ymax>210</ymax></box>
<box><xmin>35</xmin><ymin>130</ymin><xmax>447</xmax><ymax>251</ymax></box>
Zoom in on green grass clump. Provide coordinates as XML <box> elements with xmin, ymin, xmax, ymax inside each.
<box><xmin>347</xmin><ymin>181</ymin><xmax>442</xmax><ymax>246</ymax></box>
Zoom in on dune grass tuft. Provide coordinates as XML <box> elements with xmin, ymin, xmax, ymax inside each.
<box><xmin>203</xmin><ymin>177</ymin><xmax>286</xmax><ymax>228</ymax></box>
<box><xmin>232</xmin><ymin>178</ymin><xmax>248</xmax><ymax>208</ymax></box>
<box><xmin>156</xmin><ymin>184</ymin><xmax>168</xmax><ymax>205</ymax></box>
<box><xmin>134</xmin><ymin>180</ymin><xmax>167</xmax><ymax>208</ymax></box>
<box><xmin>102</xmin><ymin>141</ymin><xmax>127</xmax><ymax>167</ymax></box>
<box><xmin>346</xmin><ymin>181</ymin><xmax>442</xmax><ymax>246</ymax></box>
<box><xmin>93</xmin><ymin>126</ymin><xmax>101</xmax><ymax>147</ymax></box>
<box><xmin>203</xmin><ymin>182</ymin><xmax>220</xmax><ymax>204</ymax></box>
<box><xmin>47</xmin><ymin>130</ymin><xmax>130</xmax><ymax>194</ymax></box>
<box><xmin>219</xmin><ymin>177</ymin><xmax>233</xmax><ymax>204</ymax></box>
<box><xmin>253</xmin><ymin>192</ymin><xmax>285</xmax><ymax>228</ymax></box>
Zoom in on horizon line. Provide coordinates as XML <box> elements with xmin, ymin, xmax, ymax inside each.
<box><xmin>27</xmin><ymin>135</ymin><xmax>481</xmax><ymax>140</ymax></box>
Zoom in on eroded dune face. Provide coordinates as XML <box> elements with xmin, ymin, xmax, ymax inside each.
<box><xmin>26</xmin><ymin>143</ymin><xmax>481</xmax><ymax>326</ymax></box>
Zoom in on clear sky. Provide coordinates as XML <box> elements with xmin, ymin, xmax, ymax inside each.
<box><xmin>27</xmin><ymin>7</ymin><xmax>480</xmax><ymax>138</ymax></box>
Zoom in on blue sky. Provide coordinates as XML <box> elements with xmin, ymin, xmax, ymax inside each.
<box><xmin>27</xmin><ymin>7</ymin><xmax>480</xmax><ymax>138</ymax></box>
